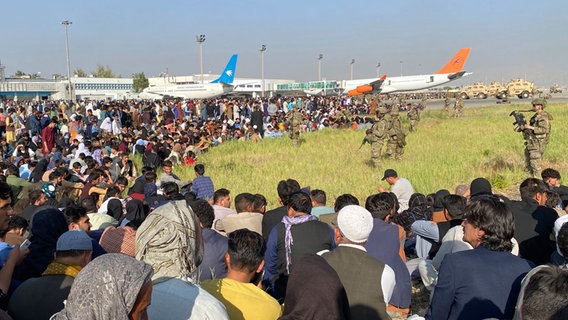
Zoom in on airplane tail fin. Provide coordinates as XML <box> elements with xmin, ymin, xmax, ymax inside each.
<box><xmin>211</xmin><ymin>54</ymin><xmax>238</xmax><ymax>84</ymax></box>
<box><xmin>435</xmin><ymin>48</ymin><xmax>471</xmax><ymax>74</ymax></box>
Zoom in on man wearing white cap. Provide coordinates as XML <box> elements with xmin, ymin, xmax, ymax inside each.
<box><xmin>322</xmin><ymin>205</ymin><xmax>395</xmax><ymax>320</ymax></box>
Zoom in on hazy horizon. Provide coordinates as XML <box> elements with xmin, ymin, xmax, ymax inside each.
<box><xmin>2</xmin><ymin>1</ymin><xmax>566</xmax><ymax>87</ymax></box>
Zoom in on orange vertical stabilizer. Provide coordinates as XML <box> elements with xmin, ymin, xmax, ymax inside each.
<box><xmin>435</xmin><ymin>48</ymin><xmax>471</xmax><ymax>74</ymax></box>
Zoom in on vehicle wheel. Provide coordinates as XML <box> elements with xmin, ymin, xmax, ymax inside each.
<box><xmin>521</xmin><ymin>91</ymin><xmax>530</xmax><ymax>99</ymax></box>
<box><xmin>460</xmin><ymin>93</ymin><xmax>468</xmax><ymax>99</ymax></box>
<box><xmin>478</xmin><ymin>93</ymin><xmax>487</xmax><ymax>99</ymax></box>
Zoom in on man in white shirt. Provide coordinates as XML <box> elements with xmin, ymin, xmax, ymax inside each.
<box><xmin>379</xmin><ymin>169</ymin><xmax>415</xmax><ymax>212</ymax></box>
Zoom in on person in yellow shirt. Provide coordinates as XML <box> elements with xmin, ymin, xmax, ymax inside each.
<box><xmin>201</xmin><ymin>229</ymin><xmax>282</xmax><ymax>320</ymax></box>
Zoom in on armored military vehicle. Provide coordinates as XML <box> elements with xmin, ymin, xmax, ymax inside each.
<box><xmin>460</xmin><ymin>82</ymin><xmax>488</xmax><ymax>99</ymax></box>
<box><xmin>501</xmin><ymin>79</ymin><xmax>540</xmax><ymax>99</ymax></box>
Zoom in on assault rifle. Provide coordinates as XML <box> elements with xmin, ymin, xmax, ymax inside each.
<box><xmin>358</xmin><ymin>129</ymin><xmax>373</xmax><ymax>150</ymax></box>
<box><xmin>509</xmin><ymin>110</ymin><xmax>530</xmax><ymax>127</ymax></box>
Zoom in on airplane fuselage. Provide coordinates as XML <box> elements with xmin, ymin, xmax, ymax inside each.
<box><xmin>343</xmin><ymin>72</ymin><xmax>468</xmax><ymax>94</ymax></box>
<box><xmin>141</xmin><ymin>83</ymin><xmax>233</xmax><ymax>99</ymax></box>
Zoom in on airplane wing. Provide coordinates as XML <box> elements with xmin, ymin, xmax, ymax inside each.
<box><xmin>348</xmin><ymin>75</ymin><xmax>387</xmax><ymax>96</ymax></box>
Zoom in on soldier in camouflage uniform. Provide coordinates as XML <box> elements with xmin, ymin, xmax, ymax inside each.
<box><xmin>421</xmin><ymin>93</ymin><xmax>428</xmax><ymax>109</ymax></box>
<box><xmin>407</xmin><ymin>103</ymin><xmax>420</xmax><ymax>132</ymax></box>
<box><xmin>385</xmin><ymin>108</ymin><xmax>407</xmax><ymax>160</ymax></box>
<box><xmin>453</xmin><ymin>94</ymin><xmax>464</xmax><ymax>118</ymax></box>
<box><xmin>443</xmin><ymin>93</ymin><xmax>451</xmax><ymax>114</ymax></box>
<box><xmin>287</xmin><ymin>104</ymin><xmax>303</xmax><ymax>146</ymax></box>
<box><xmin>369</xmin><ymin>107</ymin><xmax>389</xmax><ymax>167</ymax></box>
<box><xmin>516</xmin><ymin>98</ymin><xmax>552</xmax><ymax>177</ymax></box>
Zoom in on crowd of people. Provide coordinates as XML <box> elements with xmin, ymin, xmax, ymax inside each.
<box><xmin>0</xmin><ymin>95</ymin><xmax>564</xmax><ymax>319</ymax></box>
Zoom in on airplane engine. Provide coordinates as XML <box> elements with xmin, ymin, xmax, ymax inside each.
<box><xmin>356</xmin><ymin>85</ymin><xmax>373</xmax><ymax>93</ymax></box>
<box><xmin>348</xmin><ymin>89</ymin><xmax>363</xmax><ymax>96</ymax></box>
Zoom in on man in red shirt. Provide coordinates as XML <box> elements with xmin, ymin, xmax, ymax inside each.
<box><xmin>41</xmin><ymin>119</ymin><xmax>57</xmax><ymax>155</ymax></box>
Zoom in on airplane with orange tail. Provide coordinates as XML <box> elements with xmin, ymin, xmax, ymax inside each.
<box><xmin>345</xmin><ymin>48</ymin><xmax>471</xmax><ymax>96</ymax></box>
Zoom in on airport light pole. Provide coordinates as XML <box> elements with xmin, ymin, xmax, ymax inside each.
<box><xmin>260</xmin><ymin>44</ymin><xmax>266</xmax><ymax>97</ymax></box>
<box><xmin>350</xmin><ymin>59</ymin><xmax>355</xmax><ymax>80</ymax></box>
<box><xmin>376</xmin><ymin>62</ymin><xmax>381</xmax><ymax>78</ymax></box>
<box><xmin>196</xmin><ymin>34</ymin><xmax>206</xmax><ymax>83</ymax></box>
<box><xmin>317</xmin><ymin>54</ymin><xmax>323</xmax><ymax>81</ymax></box>
<box><xmin>61</xmin><ymin>20</ymin><xmax>72</xmax><ymax>104</ymax></box>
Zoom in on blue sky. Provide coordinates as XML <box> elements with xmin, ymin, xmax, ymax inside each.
<box><xmin>2</xmin><ymin>1</ymin><xmax>566</xmax><ymax>86</ymax></box>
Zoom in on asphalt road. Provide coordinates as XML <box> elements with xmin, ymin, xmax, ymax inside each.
<box><xmin>409</xmin><ymin>93</ymin><xmax>568</xmax><ymax>110</ymax></box>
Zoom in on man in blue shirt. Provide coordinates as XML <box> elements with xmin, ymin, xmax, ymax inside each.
<box><xmin>191</xmin><ymin>164</ymin><xmax>214</xmax><ymax>202</ymax></box>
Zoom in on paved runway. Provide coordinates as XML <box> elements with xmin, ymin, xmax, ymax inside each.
<box><xmin>406</xmin><ymin>93</ymin><xmax>568</xmax><ymax>110</ymax></box>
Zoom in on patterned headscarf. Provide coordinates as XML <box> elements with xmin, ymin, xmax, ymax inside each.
<box><xmin>282</xmin><ymin>214</ymin><xmax>318</xmax><ymax>274</ymax></box>
<box><xmin>135</xmin><ymin>200</ymin><xmax>202</xmax><ymax>283</ymax></box>
<box><xmin>52</xmin><ymin>253</ymin><xmax>153</xmax><ymax>320</ymax></box>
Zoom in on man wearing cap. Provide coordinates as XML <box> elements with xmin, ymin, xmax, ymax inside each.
<box><xmin>370</xmin><ymin>107</ymin><xmax>389</xmax><ymax>168</ymax></box>
<box><xmin>8</xmin><ymin>230</ymin><xmax>93</xmax><ymax>320</ymax></box>
<box><xmin>322</xmin><ymin>205</ymin><xmax>395</xmax><ymax>320</ymax></box>
<box><xmin>379</xmin><ymin>169</ymin><xmax>415</xmax><ymax>212</ymax></box>
<box><xmin>516</xmin><ymin>98</ymin><xmax>552</xmax><ymax>177</ymax></box>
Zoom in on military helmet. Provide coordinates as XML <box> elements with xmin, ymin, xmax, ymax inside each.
<box><xmin>531</xmin><ymin>98</ymin><xmax>547</xmax><ymax>108</ymax></box>
<box><xmin>390</xmin><ymin>108</ymin><xmax>399</xmax><ymax>115</ymax></box>
<box><xmin>377</xmin><ymin>106</ymin><xmax>388</xmax><ymax>115</ymax></box>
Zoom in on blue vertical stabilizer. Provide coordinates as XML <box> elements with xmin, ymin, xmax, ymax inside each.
<box><xmin>210</xmin><ymin>54</ymin><xmax>238</xmax><ymax>84</ymax></box>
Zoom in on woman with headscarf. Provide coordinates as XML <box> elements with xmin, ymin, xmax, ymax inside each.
<box><xmin>280</xmin><ymin>254</ymin><xmax>350</xmax><ymax>320</ymax></box>
<box><xmin>13</xmin><ymin>207</ymin><xmax>68</xmax><ymax>282</ymax></box>
<box><xmin>51</xmin><ymin>253</ymin><xmax>153</xmax><ymax>320</ymax></box>
<box><xmin>29</xmin><ymin>158</ymin><xmax>49</xmax><ymax>183</ymax></box>
<box><xmin>120</xmin><ymin>199</ymin><xmax>147</xmax><ymax>227</ymax></box>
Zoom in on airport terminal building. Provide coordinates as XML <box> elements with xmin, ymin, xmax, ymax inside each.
<box><xmin>1</xmin><ymin>61</ymin><xmax>350</xmax><ymax>100</ymax></box>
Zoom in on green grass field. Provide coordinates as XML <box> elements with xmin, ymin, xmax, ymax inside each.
<box><xmin>166</xmin><ymin>102</ymin><xmax>567</xmax><ymax>209</ymax></box>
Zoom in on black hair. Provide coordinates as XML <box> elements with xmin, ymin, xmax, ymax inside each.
<box><xmin>234</xmin><ymin>193</ymin><xmax>254</xmax><ymax>213</ymax></box>
<box><xmin>64</xmin><ymin>205</ymin><xmax>88</xmax><ymax>225</ymax></box>
<box><xmin>104</xmin><ymin>186</ymin><xmax>121</xmax><ymax>200</ymax></box>
<box><xmin>557</xmin><ymin>223</ymin><xmax>568</xmax><ymax>261</ymax></box>
<box><xmin>442</xmin><ymin>194</ymin><xmax>467</xmax><ymax>219</ymax></box>
<box><xmin>8</xmin><ymin>215</ymin><xmax>29</xmax><ymax>232</ymax></box>
<box><xmin>519</xmin><ymin>178</ymin><xmax>548</xmax><ymax>201</ymax></box>
<box><xmin>48</xmin><ymin>171</ymin><xmax>62</xmax><ymax>182</ymax></box>
<box><xmin>213</xmin><ymin>188</ymin><xmax>231</xmax><ymax>204</ymax></box>
<box><xmin>55</xmin><ymin>249</ymin><xmax>92</xmax><ymax>258</ymax></box>
<box><xmin>227</xmin><ymin>229</ymin><xmax>266</xmax><ymax>272</ymax></box>
<box><xmin>521</xmin><ymin>265</ymin><xmax>568</xmax><ymax>320</ymax></box>
<box><xmin>334</xmin><ymin>194</ymin><xmax>359</xmax><ymax>213</ymax></box>
<box><xmin>29</xmin><ymin>189</ymin><xmax>44</xmax><ymax>204</ymax></box>
<box><xmin>287</xmin><ymin>192</ymin><xmax>312</xmax><ymax>214</ymax></box>
<box><xmin>191</xmin><ymin>199</ymin><xmax>214</xmax><ymax>229</ymax></box>
<box><xmin>277</xmin><ymin>179</ymin><xmax>301</xmax><ymax>206</ymax></box>
<box><xmin>162</xmin><ymin>160</ymin><xmax>173</xmax><ymax>168</ymax></box>
<box><xmin>310</xmin><ymin>189</ymin><xmax>327</xmax><ymax>205</ymax></box>
<box><xmin>161</xmin><ymin>182</ymin><xmax>180</xmax><ymax>199</ymax></box>
<box><xmin>194</xmin><ymin>164</ymin><xmax>205</xmax><ymax>176</ymax></box>
<box><xmin>0</xmin><ymin>181</ymin><xmax>13</xmax><ymax>202</ymax></box>
<box><xmin>144</xmin><ymin>171</ymin><xmax>157</xmax><ymax>182</ymax></box>
<box><xmin>541</xmin><ymin>168</ymin><xmax>561</xmax><ymax>181</ymax></box>
<box><xmin>464</xmin><ymin>195</ymin><xmax>514</xmax><ymax>252</ymax></box>
<box><xmin>115</xmin><ymin>176</ymin><xmax>128</xmax><ymax>186</ymax></box>
<box><xmin>80</xmin><ymin>197</ymin><xmax>98</xmax><ymax>213</ymax></box>
<box><xmin>252</xmin><ymin>194</ymin><xmax>267</xmax><ymax>214</ymax></box>
<box><xmin>545</xmin><ymin>190</ymin><xmax>561</xmax><ymax>210</ymax></box>
<box><xmin>365</xmin><ymin>193</ymin><xmax>394</xmax><ymax>220</ymax></box>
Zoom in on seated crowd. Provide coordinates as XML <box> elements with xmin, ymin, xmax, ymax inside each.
<box><xmin>0</xmin><ymin>98</ymin><xmax>565</xmax><ymax>319</ymax></box>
